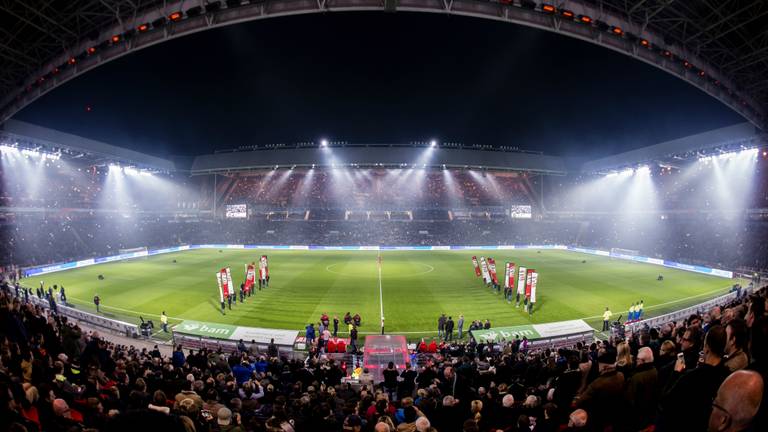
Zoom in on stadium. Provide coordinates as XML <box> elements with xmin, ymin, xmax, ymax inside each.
<box><xmin>0</xmin><ymin>2</ymin><xmax>767</xmax><ymax>432</ymax></box>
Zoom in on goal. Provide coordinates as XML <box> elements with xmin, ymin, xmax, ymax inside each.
<box><xmin>610</xmin><ymin>247</ymin><xmax>640</xmax><ymax>257</ymax></box>
<box><xmin>119</xmin><ymin>246</ymin><xmax>148</xmax><ymax>256</ymax></box>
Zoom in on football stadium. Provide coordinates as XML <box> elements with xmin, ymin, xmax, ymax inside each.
<box><xmin>1</xmin><ymin>2</ymin><xmax>767</xmax><ymax>432</ymax></box>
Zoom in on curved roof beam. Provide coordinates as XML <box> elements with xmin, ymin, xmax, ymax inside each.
<box><xmin>1</xmin><ymin>0</ymin><xmax>763</xmax><ymax>128</ymax></box>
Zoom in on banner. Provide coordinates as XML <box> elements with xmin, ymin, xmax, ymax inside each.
<box><xmin>503</xmin><ymin>262</ymin><xmax>510</xmax><ymax>288</ymax></box>
<box><xmin>259</xmin><ymin>255</ymin><xmax>269</xmax><ymax>280</ymax></box>
<box><xmin>479</xmin><ymin>256</ymin><xmax>491</xmax><ymax>284</ymax></box>
<box><xmin>487</xmin><ymin>258</ymin><xmax>499</xmax><ymax>285</ymax></box>
<box><xmin>530</xmin><ymin>271</ymin><xmax>538</xmax><ymax>303</ymax></box>
<box><xmin>216</xmin><ymin>267</ymin><xmax>231</xmax><ymax>302</ymax></box>
<box><xmin>174</xmin><ymin>320</ymin><xmax>298</xmax><ymax>345</ymax></box>
<box><xmin>504</xmin><ymin>262</ymin><xmax>516</xmax><ymax>290</ymax></box>
<box><xmin>517</xmin><ymin>266</ymin><xmax>527</xmax><ymax>295</ymax></box>
<box><xmin>471</xmin><ymin>319</ymin><xmax>593</xmax><ymax>343</ymax></box>
<box><xmin>471</xmin><ymin>256</ymin><xmax>481</xmax><ymax>277</ymax></box>
<box><xmin>244</xmin><ymin>263</ymin><xmax>256</xmax><ymax>291</ymax></box>
<box><xmin>525</xmin><ymin>268</ymin><xmax>534</xmax><ymax>298</ymax></box>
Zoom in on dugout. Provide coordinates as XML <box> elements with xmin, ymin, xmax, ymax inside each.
<box><xmin>362</xmin><ymin>335</ymin><xmax>409</xmax><ymax>383</ymax></box>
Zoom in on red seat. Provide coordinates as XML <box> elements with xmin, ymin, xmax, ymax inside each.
<box><xmin>327</xmin><ymin>340</ymin><xmax>337</xmax><ymax>353</ymax></box>
<box><xmin>337</xmin><ymin>340</ymin><xmax>346</xmax><ymax>353</ymax></box>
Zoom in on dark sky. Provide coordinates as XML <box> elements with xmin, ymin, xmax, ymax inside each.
<box><xmin>15</xmin><ymin>11</ymin><xmax>744</xmax><ymax>159</ymax></box>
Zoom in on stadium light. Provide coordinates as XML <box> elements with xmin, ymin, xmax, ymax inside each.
<box><xmin>430</xmin><ymin>140</ymin><xmax>437</xmax><ymax>148</ymax></box>
<box><xmin>320</xmin><ymin>139</ymin><xmax>328</xmax><ymax>147</ymax></box>
<box><xmin>109</xmin><ymin>164</ymin><xmax>122</xmax><ymax>173</ymax></box>
<box><xmin>618</xmin><ymin>168</ymin><xmax>634</xmax><ymax>177</ymax></box>
<box><xmin>0</xmin><ymin>144</ymin><xmax>19</xmax><ymax>154</ymax></box>
<box><xmin>636</xmin><ymin>165</ymin><xmax>651</xmax><ymax>175</ymax></box>
<box><xmin>123</xmin><ymin>167</ymin><xmax>139</xmax><ymax>176</ymax></box>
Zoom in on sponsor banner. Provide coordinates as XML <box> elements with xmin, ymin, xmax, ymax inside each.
<box><xmin>532</xmin><ymin>319</ymin><xmax>593</xmax><ymax>338</ymax></box>
<box><xmin>174</xmin><ymin>320</ymin><xmax>298</xmax><ymax>346</ymax></box>
<box><xmin>530</xmin><ymin>271</ymin><xmax>538</xmax><ymax>303</ymax></box>
<box><xmin>567</xmin><ymin>247</ymin><xmax>733</xmax><ymax>278</ymax></box>
<box><xmin>244</xmin><ymin>264</ymin><xmax>256</xmax><ymax>291</ymax></box>
<box><xmin>471</xmin><ymin>319</ymin><xmax>593</xmax><ymax>343</ymax></box>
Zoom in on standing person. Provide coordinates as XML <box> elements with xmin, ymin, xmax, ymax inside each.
<box><xmin>161</xmin><ymin>311</ymin><xmax>169</xmax><ymax>333</ymax></box>
<box><xmin>59</xmin><ymin>285</ymin><xmax>66</xmax><ymax>304</ymax></box>
<box><xmin>227</xmin><ymin>292</ymin><xmax>232</xmax><ymax>310</ymax></box>
<box><xmin>457</xmin><ymin>314</ymin><xmax>465</xmax><ymax>340</ymax></box>
<box><xmin>333</xmin><ymin>315</ymin><xmax>339</xmax><ymax>337</ymax></box>
<box><xmin>305</xmin><ymin>323</ymin><xmax>315</xmax><ymax>346</ymax></box>
<box><xmin>638</xmin><ymin>300</ymin><xmax>644</xmax><ymax>320</ymax></box>
<box><xmin>603</xmin><ymin>307</ymin><xmax>612</xmax><ymax>331</ymax></box>
<box><xmin>349</xmin><ymin>325</ymin><xmax>359</xmax><ymax>354</ymax></box>
<box><xmin>383</xmin><ymin>362</ymin><xmax>399</xmax><ymax>401</ymax></box>
<box><xmin>628</xmin><ymin>303</ymin><xmax>635</xmax><ymax>322</ymax></box>
<box><xmin>239</xmin><ymin>283</ymin><xmax>245</xmax><ymax>303</ymax></box>
<box><xmin>93</xmin><ymin>294</ymin><xmax>101</xmax><ymax>313</ymax></box>
<box><xmin>445</xmin><ymin>316</ymin><xmax>455</xmax><ymax>341</ymax></box>
<box><xmin>267</xmin><ymin>338</ymin><xmax>278</xmax><ymax>358</ymax></box>
<box><xmin>438</xmin><ymin>314</ymin><xmax>446</xmax><ymax>340</ymax></box>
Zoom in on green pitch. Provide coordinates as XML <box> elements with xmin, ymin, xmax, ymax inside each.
<box><xmin>32</xmin><ymin>249</ymin><xmax>736</xmax><ymax>338</ymax></box>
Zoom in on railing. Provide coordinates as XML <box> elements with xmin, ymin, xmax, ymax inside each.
<box><xmin>25</xmin><ymin>295</ymin><xmax>139</xmax><ymax>338</ymax></box>
<box><xmin>626</xmin><ymin>291</ymin><xmax>740</xmax><ymax>332</ymax></box>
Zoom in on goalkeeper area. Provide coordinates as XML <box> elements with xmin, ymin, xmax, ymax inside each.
<box><xmin>28</xmin><ymin>248</ymin><xmax>737</xmax><ymax>337</ymax></box>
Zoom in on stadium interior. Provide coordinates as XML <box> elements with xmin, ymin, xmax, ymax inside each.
<box><xmin>1</xmin><ymin>2</ymin><xmax>768</xmax><ymax>432</ymax></box>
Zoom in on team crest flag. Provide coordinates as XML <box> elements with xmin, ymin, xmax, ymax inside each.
<box><xmin>480</xmin><ymin>256</ymin><xmax>491</xmax><ymax>284</ymax></box>
<box><xmin>259</xmin><ymin>255</ymin><xmax>269</xmax><ymax>280</ymax></box>
<box><xmin>517</xmin><ymin>266</ymin><xmax>527</xmax><ymax>295</ymax></box>
<box><xmin>525</xmin><ymin>268</ymin><xmax>535</xmax><ymax>298</ymax></box>
<box><xmin>530</xmin><ymin>271</ymin><xmax>538</xmax><ymax>303</ymax></box>
<box><xmin>471</xmin><ymin>256</ymin><xmax>481</xmax><ymax>277</ymax></box>
<box><xmin>487</xmin><ymin>258</ymin><xmax>499</xmax><ymax>285</ymax></box>
<box><xmin>244</xmin><ymin>263</ymin><xmax>256</xmax><ymax>291</ymax></box>
<box><xmin>217</xmin><ymin>267</ymin><xmax>231</xmax><ymax>302</ymax></box>
<box><xmin>505</xmin><ymin>262</ymin><xmax>516</xmax><ymax>290</ymax></box>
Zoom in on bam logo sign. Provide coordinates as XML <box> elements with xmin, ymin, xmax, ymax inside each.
<box><xmin>199</xmin><ymin>324</ymin><xmax>231</xmax><ymax>335</ymax></box>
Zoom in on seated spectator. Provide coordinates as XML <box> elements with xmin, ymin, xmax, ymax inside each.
<box><xmin>708</xmin><ymin>370</ymin><xmax>764</xmax><ymax>432</ymax></box>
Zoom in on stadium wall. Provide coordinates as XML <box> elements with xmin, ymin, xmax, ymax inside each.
<box><xmin>22</xmin><ymin>244</ymin><xmax>734</xmax><ymax>279</ymax></box>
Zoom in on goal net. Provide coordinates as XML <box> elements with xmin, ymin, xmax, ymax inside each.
<box><xmin>119</xmin><ymin>246</ymin><xmax>149</xmax><ymax>256</ymax></box>
<box><xmin>610</xmin><ymin>247</ymin><xmax>640</xmax><ymax>257</ymax></box>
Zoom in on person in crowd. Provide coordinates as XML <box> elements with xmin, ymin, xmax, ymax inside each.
<box><xmin>457</xmin><ymin>314</ymin><xmax>464</xmax><ymax>340</ymax></box>
<box><xmin>93</xmin><ymin>293</ymin><xmax>100</xmax><ymax>312</ymax></box>
<box><xmin>658</xmin><ymin>324</ymin><xmax>731</xmax><ymax>431</ymax></box>
<box><xmin>602</xmin><ymin>306</ymin><xmax>612</xmax><ymax>331</ymax></box>
<box><xmin>708</xmin><ymin>370</ymin><xmax>764</xmax><ymax>432</ymax></box>
<box><xmin>724</xmin><ymin>318</ymin><xmax>749</xmax><ymax>372</ymax></box>
<box><xmin>160</xmin><ymin>311</ymin><xmax>168</xmax><ymax>333</ymax></box>
<box><xmin>445</xmin><ymin>316</ymin><xmax>454</xmax><ymax>342</ymax></box>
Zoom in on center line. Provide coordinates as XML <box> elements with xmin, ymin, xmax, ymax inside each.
<box><xmin>378</xmin><ymin>251</ymin><xmax>384</xmax><ymax>331</ymax></box>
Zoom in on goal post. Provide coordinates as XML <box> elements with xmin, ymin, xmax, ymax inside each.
<box><xmin>610</xmin><ymin>247</ymin><xmax>640</xmax><ymax>257</ymax></box>
<box><xmin>118</xmin><ymin>246</ymin><xmax>149</xmax><ymax>257</ymax></box>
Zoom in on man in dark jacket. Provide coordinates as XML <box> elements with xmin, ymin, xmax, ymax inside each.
<box><xmin>576</xmin><ymin>348</ymin><xmax>628</xmax><ymax>431</ymax></box>
<box><xmin>658</xmin><ymin>324</ymin><xmax>730</xmax><ymax>432</ymax></box>
<box><xmin>626</xmin><ymin>347</ymin><xmax>658</xmax><ymax>430</ymax></box>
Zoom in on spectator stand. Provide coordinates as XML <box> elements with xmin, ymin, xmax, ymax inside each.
<box><xmin>171</xmin><ymin>319</ymin><xmax>300</xmax><ymax>359</ymax></box>
<box><xmin>626</xmin><ymin>280</ymin><xmax>767</xmax><ymax>333</ymax></box>
<box><xmin>26</xmin><ymin>293</ymin><xmax>140</xmax><ymax>338</ymax></box>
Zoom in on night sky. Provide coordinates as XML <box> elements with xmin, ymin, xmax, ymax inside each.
<box><xmin>15</xmin><ymin>12</ymin><xmax>744</xmax><ymax>159</ymax></box>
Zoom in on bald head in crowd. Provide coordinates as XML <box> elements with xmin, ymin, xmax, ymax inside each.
<box><xmin>569</xmin><ymin>409</ymin><xmax>588</xmax><ymax>428</ymax></box>
<box><xmin>637</xmin><ymin>347</ymin><xmax>654</xmax><ymax>365</ymax></box>
<box><xmin>374</xmin><ymin>422</ymin><xmax>391</xmax><ymax>432</ymax></box>
<box><xmin>708</xmin><ymin>370</ymin><xmax>764</xmax><ymax>432</ymax></box>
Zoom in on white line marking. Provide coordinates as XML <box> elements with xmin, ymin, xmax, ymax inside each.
<box><xmin>378</xmin><ymin>250</ymin><xmax>384</xmax><ymax>323</ymax></box>
<box><xmin>579</xmin><ymin>286</ymin><xmax>730</xmax><ymax>319</ymax></box>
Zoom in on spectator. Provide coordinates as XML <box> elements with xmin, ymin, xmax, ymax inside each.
<box><xmin>724</xmin><ymin>319</ymin><xmax>749</xmax><ymax>372</ymax></box>
<box><xmin>626</xmin><ymin>347</ymin><xmax>658</xmax><ymax>430</ymax></box>
<box><xmin>708</xmin><ymin>370</ymin><xmax>764</xmax><ymax>432</ymax></box>
<box><xmin>658</xmin><ymin>324</ymin><xmax>730</xmax><ymax>432</ymax></box>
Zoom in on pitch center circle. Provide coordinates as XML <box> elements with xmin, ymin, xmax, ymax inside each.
<box><xmin>325</xmin><ymin>262</ymin><xmax>435</xmax><ymax>277</ymax></box>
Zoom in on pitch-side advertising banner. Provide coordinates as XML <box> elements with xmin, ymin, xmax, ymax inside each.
<box><xmin>174</xmin><ymin>320</ymin><xmax>298</xmax><ymax>345</ymax></box>
<box><xmin>471</xmin><ymin>319</ymin><xmax>593</xmax><ymax>343</ymax></box>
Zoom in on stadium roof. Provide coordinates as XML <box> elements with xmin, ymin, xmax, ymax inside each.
<box><xmin>581</xmin><ymin>122</ymin><xmax>766</xmax><ymax>173</ymax></box>
<box><xmin>0</xmin><ymin>1</ymin><xmax>766</xmax><ymax>130</ymax></box>
<box><xmin>0</xmin><ymin>119</ymin><xmax>175</xmax><ymax>170</ymax></box>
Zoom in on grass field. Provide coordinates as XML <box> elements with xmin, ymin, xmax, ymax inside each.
<box><xmin>30</xmin><ymin>249</ymin><xmax>736</xmax><ymax>338</ymax></box>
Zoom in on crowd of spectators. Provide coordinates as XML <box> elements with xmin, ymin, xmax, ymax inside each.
<box><xmin>1</xmin><ymin>275</ymin><xmax>767</xmax><ymax>432</ymax></box>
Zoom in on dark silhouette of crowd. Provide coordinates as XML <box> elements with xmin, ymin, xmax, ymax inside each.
<box><xmin>1</xmin><ymin>278</ymin><xmax>766</xmax><ymax>432</ymax></box>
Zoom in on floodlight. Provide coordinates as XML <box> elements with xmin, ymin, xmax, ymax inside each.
<box><xmin>109</xmin><ymin>164</ymin><xmax>122</xmax><ymax>173</ymax></box>
<box><xmin>123</xmin><ymin>167</ymin><xmax>139</xmax><ymax>176</ymax></box>
<box><xmin>320</xmin><ymin>139</ymin><xmax>328</xmax><ymax>147</ymax></box>
<box><xmin>636</xmin><ymin>166</ymin><xmax>651</xmax><ymax>175</ymax></box>
<box><xmin>430</xmin><ymin>140</ymin><xmax>437</xmax><ymax>148</ymax></box>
